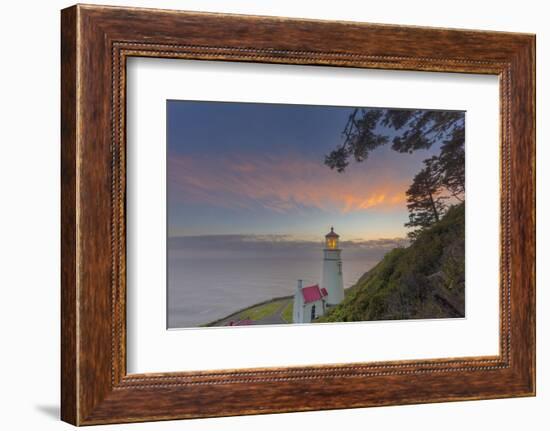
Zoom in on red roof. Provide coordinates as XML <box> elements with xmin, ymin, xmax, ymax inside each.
<box><xmin>227</xmin><ymin>319</ymin><xmax>254</xmax><ymax>326</ymax></box>
<box><xmin>302</xmin><ymin>284</ymin><xmax>328</xmax><ymax>304</ymax></box>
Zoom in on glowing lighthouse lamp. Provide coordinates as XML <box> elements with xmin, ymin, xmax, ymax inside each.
<box><xmin>321</xmin><ymin>227</ymin><xmax>345</xmax><ymax>307</ymax></box>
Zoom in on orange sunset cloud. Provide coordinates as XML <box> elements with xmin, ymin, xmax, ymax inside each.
<box><xmin>168</xmin><ymin>153</ymin><xmax>408</xmax><ymax>214</ymax></box>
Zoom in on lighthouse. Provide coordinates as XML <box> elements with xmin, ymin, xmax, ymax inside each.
<box><xmin>321</xmin><ymin>227</ymin><xmax>344</xmax><ymax>307</ymax></box>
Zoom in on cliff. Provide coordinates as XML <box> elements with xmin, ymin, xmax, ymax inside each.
<box><xmin>317</xmin><ymin>203</ymin><xmax>465</xmax><ymax>322</ymax></box>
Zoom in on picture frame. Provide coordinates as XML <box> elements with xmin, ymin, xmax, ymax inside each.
<box><xmin>61</xmin><ymin>4</ymin><xmax>535</xmax><ymax>425</ymax></box>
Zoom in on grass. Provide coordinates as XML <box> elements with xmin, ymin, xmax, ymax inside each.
<box><xmin>236</xmin><ymin>299</ymin><xmax>286</xmax><ymax>321</ymax></box>
<box><xmin>281</xmin><ymin>300</ymin><xmax>294</xmax><ymax>323</ymax></box>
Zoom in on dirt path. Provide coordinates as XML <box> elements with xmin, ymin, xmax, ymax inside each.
<box><xmin>255</xmin><ymin>298</ymin><xmax>292</xmax><ymax>325</ymax></box>
<box><xmin>208</xmin><ymin>297</ymin><xmax>292</xmax><ymax>326</ymax></box>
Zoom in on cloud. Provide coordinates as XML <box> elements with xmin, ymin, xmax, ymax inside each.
<box><xmin>168</xmin><ymin>153</ymin><xmax>409</xmax><ymax>215</ymax></box>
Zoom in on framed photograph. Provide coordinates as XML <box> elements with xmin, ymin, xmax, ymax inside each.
<box><xmin>61</xmin><ymin>4</ymin><xmax>535</xmax><ymax>425</ymax></box>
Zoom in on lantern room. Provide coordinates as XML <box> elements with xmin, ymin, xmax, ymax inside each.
<box><xmin>325</xmin><ymin>227</ymin><xmax>340</xmax><ymax>250</ymax></box>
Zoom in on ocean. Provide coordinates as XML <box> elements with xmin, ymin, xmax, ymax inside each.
<box><xmin>167</xmin><ymin>255</ymin><xmax>380</xmax><ymax>328</ymax></box>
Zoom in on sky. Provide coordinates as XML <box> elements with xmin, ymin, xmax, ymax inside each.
<box><xmin>167</xmin><ymin>100</ymin><xmax>443</xmax><ymax>245</ymax></box>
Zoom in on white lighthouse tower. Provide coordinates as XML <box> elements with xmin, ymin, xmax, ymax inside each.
<box><xmin>321</xmin><ymin>227</ymin><xmax>344</xmax><ymax>307</ymax></box>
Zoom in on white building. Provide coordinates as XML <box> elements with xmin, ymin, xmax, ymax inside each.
<box><xmin>292</xmin><ymin>280</ymin><xmax>328</xmax><ymax>324</ymax></box>
<box><xmin>293</xmin><ymin>227</ymin><xmax>345</xmax><ymax>323</ymax></box>
<box><xmin>321</xmin><ymin>227</ymin><xmax>345</xmax><ymax>307</ymax></box>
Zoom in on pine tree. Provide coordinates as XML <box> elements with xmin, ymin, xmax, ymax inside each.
<box><xmin>405</xmin><ymin>157</ymin><xmax>447</xmax><ymax>239</ymax></box>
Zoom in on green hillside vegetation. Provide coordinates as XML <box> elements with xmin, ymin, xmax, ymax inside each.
<box><xmin>317</xmin><ymin>203</ymin><xmax>465</xmax><ymax>323</ymax></box>
<box><xmin>236</xmin><ymin>299</ymin><xmax>285</xmax><ymax>321</ymax></box>
<box><xmin>281</xmin><ymin>301</ymin><xmax>293</xmax><ymax>323</ymax></box>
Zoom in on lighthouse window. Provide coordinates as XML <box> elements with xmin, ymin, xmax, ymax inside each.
<box><xmin>311</xmin><ymin>305</ymin><xmax>316</xmax><ymax>320</ymax></box>
<box><xmin>326</xmin><ymin>238</ymin><xmax>338</xmax><ymax>249</ymax></box>
<box><xmin>338</xmin><ymin>262</ymin><xmax>342</xmax><ymax>274</ymax></box>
